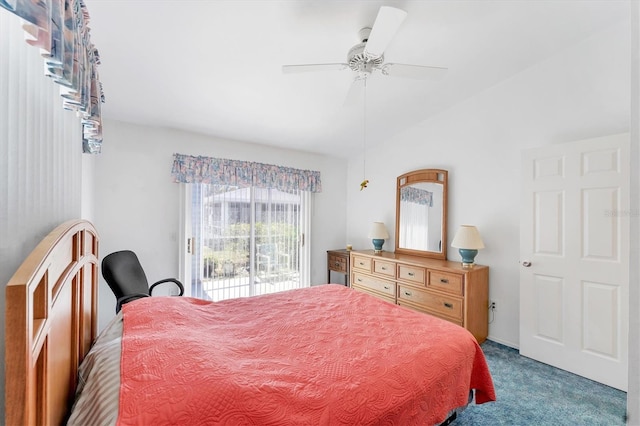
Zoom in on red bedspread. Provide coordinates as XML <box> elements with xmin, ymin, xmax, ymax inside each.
<box><xmin>118</xmin><ymin>285</ymin><xmax>495</xmax><ymax>425</ymax></box>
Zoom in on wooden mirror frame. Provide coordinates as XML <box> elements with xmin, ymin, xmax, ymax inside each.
<box><xmin>395</xmin><ymin>169</ymin><xmax>448</xmax><ymax>259</ymax></box>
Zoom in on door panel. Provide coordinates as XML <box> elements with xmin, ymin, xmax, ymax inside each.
<box><xmin>533</xmin><ymin>155</ymin><xmax>564</xmax><ymax>179</ymax></box>
<box><xmin>582</xmin><ymin>187</ymin><xmax>618</xmax><ymax>260</ymax></box>
<box><xmin>534</xmin><ymin>191</ymin><xmax>564</xmax><ymax>256</ymax></box>
<box><xmin>533</xmin><ymin>274</ymin><xmax>564</xmax><ymax>343</ymax></box>
<box><xmin>582</xmin><ymin>280</ymin><xmax>619</xmax><ymax>358</ymax></box>
<box><xmin>521</xmin><ymin>133</ymin><xmax>629</xmax><ymax>391</ymax></box>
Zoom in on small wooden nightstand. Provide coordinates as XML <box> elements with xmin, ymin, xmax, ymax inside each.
<box><xmin>327</xmin><ymin>249</ymin><xmax>351</xmax><ymax>286</ymax></box>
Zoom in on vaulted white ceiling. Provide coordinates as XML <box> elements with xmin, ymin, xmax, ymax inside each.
<box><xmin>84</xmin><ymin>0</ymin><xmax>629</xmax><ymax>158</ymax></box>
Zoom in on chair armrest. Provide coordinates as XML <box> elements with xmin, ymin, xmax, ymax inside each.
<box><xmin>116</xmin><ymin>293</ymin><xmax>150</xmax><ymax>313</ymax></box>
<box><xmin>150</xmin><ymin>278</ymin><xmax>185</xmax><ymax>296</ymax></box>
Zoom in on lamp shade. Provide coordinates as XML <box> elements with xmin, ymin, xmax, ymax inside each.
<box><xmin>451</xmin><ymin>225</ymin><xmax>485</xmax><ymax>249</ymax></box>
<box><xmin>368</xmin><ymin>222</ymin><xmax>390</xmax><ymax>239</ymax></box>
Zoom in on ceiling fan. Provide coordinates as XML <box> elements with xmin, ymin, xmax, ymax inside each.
<box><xmin>282</xmin><ymin>6</ymin><xmax>447</xmax><ymax>98</ymax></box>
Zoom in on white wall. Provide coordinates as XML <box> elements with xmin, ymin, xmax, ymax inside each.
<box><xmin>0</xmin><ymin>10</ymin><xmax>93</xmax><ymax>421</ymax></box>
<box><xmin>346</xmin><ymin>20</ymin><xmax>630</xmax><ymax>348</ymax></box>
<box><xmin>94</xmin><ymin>120</ymin><xmax>347</xmax><ymax>330</ymax></box>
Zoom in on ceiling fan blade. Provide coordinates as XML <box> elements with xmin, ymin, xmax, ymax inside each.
<box><xmin>343</xmin><ymin>76</ymin><xmax>365</xmax><ymax>107</ymax></box>
<box><xmin>363</xmin><ymin>6</ymin><xmax>407</xmax><ymax>58</ymax></box>
<box><xmin>382</xmin><ymin>63</ymin><xmax>448</xmax><ymax>80</ymax></box>
<box><xmin>282</xmin><ymin>63</ymin><xmax>348</xmax><ymax>74</ymax></box>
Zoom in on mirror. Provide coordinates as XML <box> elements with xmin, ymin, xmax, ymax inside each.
<box><xmin>395</xmin><ymin>169</ymin><xmax>448</xmax><ymax>259</ymax></box>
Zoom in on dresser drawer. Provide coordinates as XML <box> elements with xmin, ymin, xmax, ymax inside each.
<box><xmin>373</xmin><ymin>259</ymin><xmax>396</xmax><ymax>278</ymax></box>
<box><xmin>352</xmin><ymin>255</ymin><xmax>372</xmax><ymax>272</ymax></box>
<box><xmin>397</xmin><ymin>285</ymin><xmax>463</xmax><ymax>320</ymax></box>
<box><xmin>427</xmin><ymin>270</ymin><xmax>464</xmax><ymax>296</ymax></box>
<box><xmin>328</xmin><ymin>254</ymin><xmax>347</xmax><ymax>273</ymax></box>
<box><xmin>352</xmin><ymin>285</ymin><xmax>396</xmax><ymax>305</ymax></box>
<box><xmin>352</xmin><ymin>272</ymin><xmax>396</xmax><ymax>298</ymax></box>
<box><xmin>398</xmin><ymin>264</ymin><xmax>425</xmax><ymax>285</ymax></box>
<box><xmin>398</xmin><ymin>301</ymin><xmax>464</xmax><ymax>327</ymax></box>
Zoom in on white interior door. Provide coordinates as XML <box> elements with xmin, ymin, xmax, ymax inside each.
<box><xmin>520</xmin><ymin>133</ymin><xmax>629</xmax><ymax>391</ymax></box>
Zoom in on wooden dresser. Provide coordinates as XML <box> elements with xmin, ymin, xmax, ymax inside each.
<box><xmin>350</xmin><ymin>250</ymin><xmax>489</xmax><ymax>343</ymax></box>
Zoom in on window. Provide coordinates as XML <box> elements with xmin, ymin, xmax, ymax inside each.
<box><xmin>172</xmin><ymin>153</ymin><xmax>320</xmax><ymax>301</ymax></box>
<box><xmin>189</xmin><ymin>184</ymin><xmax>309</xmax><ymax>301</ymax></box>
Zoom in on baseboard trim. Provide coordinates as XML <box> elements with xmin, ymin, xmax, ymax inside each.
<box><xmin>486</xmin><ymin>336</ymin><xmax>519</xmax><ymax>350</ymax></box>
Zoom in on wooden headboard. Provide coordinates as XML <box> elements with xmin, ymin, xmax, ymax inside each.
<box><xmin>5</xmin><ymin>220</ymin><xmax>99</xmax><ymax>425</ymax></box>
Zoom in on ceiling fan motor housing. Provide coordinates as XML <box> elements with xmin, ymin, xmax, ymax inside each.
<box><xmin>347</xmin><ymin>27</ymin><xmax>384</xmax><ymax>74</ymax></box>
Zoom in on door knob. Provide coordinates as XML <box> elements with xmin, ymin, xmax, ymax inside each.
<box><xmin>522</xmin><ymin>261</ymin><xmax>532</xmax><ymax>267</ymax></box>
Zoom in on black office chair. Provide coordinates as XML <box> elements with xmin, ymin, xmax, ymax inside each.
<box><xmin>102</xmin><ymin>250</ymin><xmax>184</xmax><ymax>313</ymax></box>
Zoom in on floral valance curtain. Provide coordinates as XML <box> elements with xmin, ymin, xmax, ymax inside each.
<box><xmin>171</xmin><ymin>153</ymin><xmax>322</xmax><ymax>193</ymax></box>
<box><xmin>1</xmin><ymin>0</ymin><xmax>105</xmax><ymax>153</ymax></box>
<box><xmin>400</xmin><ymin>186</ymin><xmax>433</xmax><ymax>207</ymax></box>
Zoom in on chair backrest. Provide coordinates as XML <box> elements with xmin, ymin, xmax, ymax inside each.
<box><xmin>101</xmin><ymin>250</ymin><xmax>150</xmax><ymax>300</ymax></box>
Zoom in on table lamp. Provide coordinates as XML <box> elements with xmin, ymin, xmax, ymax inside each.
<box><xmin>451</xmin><ymin>225</ymin><xmax>484</xmax><ymax>267</ymax></box>
<box><xmin>368</xmin><ymin>222</ymin><xmax>390</xmax><ymax>253</ymax></box>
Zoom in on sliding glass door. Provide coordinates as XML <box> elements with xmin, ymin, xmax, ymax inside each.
<box><xmin>188</xmin><ymin>183</ymin><xmax>308</xmax><ymax>301</ymax></box>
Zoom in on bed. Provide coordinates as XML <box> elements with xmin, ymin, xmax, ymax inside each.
<box><xmin>6</xmin><ymin>220</ymin><xmax>496</xmax><ymax>425</ymax></box>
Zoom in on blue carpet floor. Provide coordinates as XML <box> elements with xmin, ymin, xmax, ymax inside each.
<box><xmin>454</xmin><ymin>340</ymin><xmax>627</xmax><ymax>425</ymax></box>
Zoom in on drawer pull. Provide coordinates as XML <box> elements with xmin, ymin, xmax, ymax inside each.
<box><xmin>381</xmin><ymin>266</ymin><xmax>387</xmax><ymax>270</ymax></box>
<box><xmin>357</xmin><ymin>278</ymin><xmax>363</xmax><ymax>283</ymax></box>
<box><xmin>359</xmin><ymin>262</ymin><xmax>365</xmax><ymax>266</ymax></box>
<box><xmin>443</xmin><ymin>302</ymin><xmax>453</xmax><ymax>309</ymax></box>
<box><xmin>384</xmin><ymin>285</ymin><xmax>390</xmax><ymax>290</ymax></box>
<box><xmin>404</xmin><ymin>291</ymin><xmax>412</xmax><ymax>296</ymax></box>
<box><xmin>334</xmin><ymin>262</ymin><xmax>340</xmax><ymax>267</ymax></box>
<box><xmin>440</xmin><ymin>278</ymin><xmax>449</xmax><ymax>284</ymax></box>
<box><xmin>408</xmin><ymin>272</ymin><xmax>415</xmax><ymax>277</ymax></box>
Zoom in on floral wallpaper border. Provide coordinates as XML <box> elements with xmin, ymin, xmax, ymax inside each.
<box><xmin>1</xmin><ymin>0</ymin><xmax>105</xmax><ymax>153</ymax></box>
